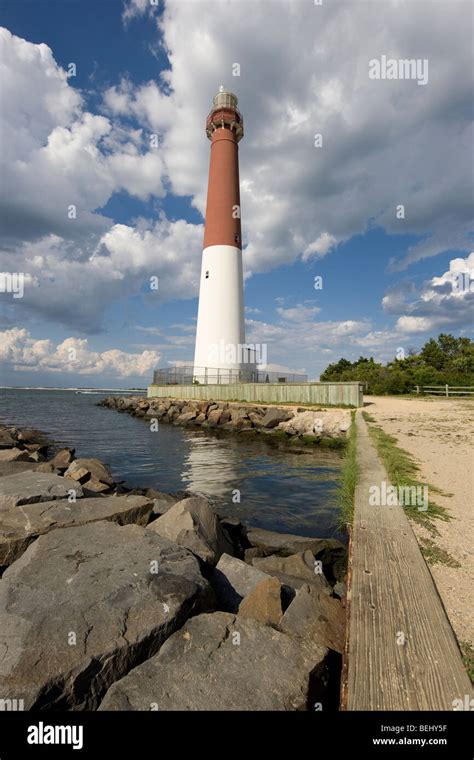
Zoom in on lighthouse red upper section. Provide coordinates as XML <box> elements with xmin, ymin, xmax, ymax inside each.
<box><xmin>203</xmin><ymin>88</ymin><xmax>243</xmax><ymax>250</ymax></box>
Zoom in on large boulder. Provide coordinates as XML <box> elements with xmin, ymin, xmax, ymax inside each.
<box><xmin>0</xmin><ymin>494</ymin><xmax>154</xmax><ymax>568</ymax></box>
<box><xmin>0</xmin><ymin>448</ymin><xmax>31</xmax><ymax>463</ymax></box>
<box><xmin>0</xmin><ymin>471</ymin><xmax>83</xmax><ymax>511</ymax></box>
<box><xmin>64</xmin><ymin>458</ymin><xmax>114</xmax><ymax>487</ymax></box>
<box><xmin>0</xmin><ymin>521</ymin><xmax>211</xmax><ymax>710</ymax></box>
<box><xmin>0</xmin><ymin>430</ymin><xmax>16</xmax><ymax>449</ymax></box>
<box><xmin>278</xmin><ymin>411</ymin><xmax>351</xmax><ymax>438</ymax></box>
<box><xmin>49</xmin><ymin>448</ymin><xmax>75</xmax><ymax>470</ymax></box>
<box><xmin>99</xmin><ymin>611</ymin><xmax>329</xmax><ymax>711</ymax></box>
<box><xmin>238</xmin><ymin>577</ymin><xmax>283</xmax><ymax>626</ymax></box>
<box><xmin>246</xmin><ymin>527</ymin><xmax>345</xmax><ymax>558</ymax></box>
<box><xmin>174</xmin><ymin>411</ymin><xmax>197</xmax><ymax>425</ymax></box>
<box><xmin>147</xmin><ymin>496</ymin><xmax>233</xmax><ymax>565</ymax></box>
<box><xmin>260</xmin><ymin>407</ymin><xmax>294</xmax><ymax>429</ymax></box>
<box><xmin>280</xmin><ymin>584</ymin><xmax>346</xmax><ymax>654</ymax></box>
<box><xmin>252</xmin><ymin>551</ymin><xmax>332</xmax><ymax>594</ymax></box>
<box><xmin>0</xmin><ymin>462</ymin><xmax>40</xmax><ymax>479</ymax></box>
<box><xmin>145</xmin><ymin>489</ymin><xmax>180</xmax><ymax>516</ymax></box>
<box><xmin>206</xmin><ymin>409</ymin><xmax>223</xmax><ymax>427</ymax></box>
<box><xmin>212</xmin><ymin>553</ymin><xmax>271</xmax><ymax>611</ymax></box>
<box><xmin>246</xmin><ymin>527</ymin><xmax>347</xmax><ymax>583</ymax></box>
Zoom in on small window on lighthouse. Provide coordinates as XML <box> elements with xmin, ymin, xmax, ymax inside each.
<box><xmin>205</xmin><ymin>270</ymin><xmax>209</xmax><ymax>279</ymax></box>
<box><xmin>234</xmin><ymin>234</ymin><xmax>240</xmax><ymax>244</ymax></box>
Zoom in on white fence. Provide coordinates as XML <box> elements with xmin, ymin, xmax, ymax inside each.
<box><xmin>415</xmin><ymin>385</ymin><xmax>474</xmax><ymax>397</ymax></box>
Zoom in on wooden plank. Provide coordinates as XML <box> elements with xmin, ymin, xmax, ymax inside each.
<box><xmin>345</xmin><ymin>413</ymin><xmax>473</xmax><ymax>710</ymax></box>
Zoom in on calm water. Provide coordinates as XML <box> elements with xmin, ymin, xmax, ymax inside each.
<box><xmin>0</xmin><ymin>388</ymin><xmax>344</xmax><ymax>540</ymax></box>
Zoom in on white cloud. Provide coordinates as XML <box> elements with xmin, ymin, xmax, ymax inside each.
<box><xmin>0</xmin><ymin>328</ymin><xmax>160</xmax><ymax>377</ymax></box>
<box><xmin>386</xmin><ymin>253</ymin><xmax>474</xmax><ymax>334</ymax></box>
<box><xmin>302</xmin><ymin>233</ymin><xmax>337</xmax><ymax>262</ymax></box>
<box><xmin>1</xmin><ymin>218</ymin><xmax>203</xmax><ymax>331</ymax></box>
<box><xmin>108</xmin><ymin>0</ymin><xmax>473</xmax><ymax>276</ymax></box>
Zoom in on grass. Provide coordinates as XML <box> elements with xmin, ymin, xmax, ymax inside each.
<box><xmin>361</xmin><ymin>411</ymin><xmax>450</xmax><ymax>533</ymax></box>
<box><xmin>418</xmin><ymin>538</ymin><xmax>461</xmax><ymax>568</ymax></box>
<box><xmin>361</xmin><ymin>411</ymin><xmax>460</xmax><ymax>568</ymax></box>
<box><xmin>460</xmin><ymin>641</ymin><xmax>474</xmax><ymax>684</ymax></box>
<box><xmin>335</xmin><ymin>410</ymin><xmax>358</xmax><ymax>531</ymax></box>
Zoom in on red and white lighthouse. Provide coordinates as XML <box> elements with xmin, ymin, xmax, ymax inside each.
<box><xmin>193</xmin><ymin>86</ymin><xmax>250</xmax><ymax>381</ymax></box>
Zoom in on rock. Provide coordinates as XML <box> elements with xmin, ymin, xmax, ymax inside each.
<box><xmin>0</xmin><ymin>462</ymin><xmax>40</xmax><ymax>478</ymax></box>
<box><xmin>248</xmin><ymin>411</ymin><xmax>265</xmax><ymax>427</ymax></box>
<box><xmin>280</xmin><ymin>584</ymin><xmax>346</xmax><ymax>654</ymax></box>
<box><xmin>207</xmin><ymin>409</ymin><xmax>223</xmax><ymax>427</ymax></box>
<box><xmin>247</xmin><ymin>527</ymin><xmax>338</xmax><ymax>556</ymax></box>
<box><xmin>34</xmin><ymin>463</ymin><xmax>56</xmax><ymax>473</ymax></box>
<box><xmin>82</xmin><ymin>479</ymin><xmax>110</xmax><ymax>495</ymax></box>
<box><xmin>246</xmin><ymin>528</ymin><xmax>347</xmax><ymax>583</ymax></box>
<box><xmin>148</xmin><ymin>491</ymin><xmax>180</xmax><ymax>516</ymax></box>
<box><xmin>66</xmin><ymin>465</ymin><xmax>89</xmax><ymax>483</ymax></box>
<box><xmin>222</xmin><ymin>418</ymin><xmax>252</xmax><ymax>432</ymax></box>
<box><xmin>252</xmin><ymin>551</ymin><xmax>332</xmax><ymax>594</ymax></box>
<box><xmin>194</xmin><ymin>413</ymin><xmax>206</xmax><ymax>425</ymax></box>
<box><xmin>27</xmin><ymin>451</ymin><xmax>46</xmax><ymax>463</ymax></box>
<box><xmin>238</xmin><ymin>577</ymin><xmax>283</xmax><ymax>626</ymax></box>
<box><xmin>167</xmin><ymin>405</ymin><xmax>180</xmax><ymax>420</ymax></box>
<box><xmin>278</xmin><ymin>410</ymin><xmax>351</xmax><ymax>438</ymax></box>
<box><xmin>217</xmin><ymin>409</ymin><xmax>230</xmax><ymax>424</ymax></box>
<box><xmin>261</xmin><ymin>407</ymin><xmax>294</xmax><ymax>428</ymax></box>
<box><xmin>0</xmin><ymin>521</ymin><xmax>211</xmax><ymax>710</ymax></box>
<box><xmin>147</xmin><ymin>496</ymin><xmax>233</xmax><ymax>565</ymax></box>
<box><xmin>174</xmin><ymin>411</ymin><xmax>197</xmax><ymax>425</ymax></box>
<box><xmin>17</xmin><ymin>429</ymin><xmax>46</xmax><ymax>445</ymax></box>
<box><xmin>0</xmin><ymin>471</ymin><xmax>83</xmax><ymax>511</ymax></box>
<box><xmin>333</xmin><ymin>581</ymin><xmax>346</xmax><ymax>599</ymax></box>
<box><xmin>49</xmin><ymin>448</ymin><xmax>75</xmax><ymax>469</ymax></box>
<box><xmin>0</xmin><ymin>494</ymin><xmax>154</xmax><ymax>567</ymax></box>
<box><xmin>0</xmin><ymin>430</ymin><xmax>16</xmax><ymax>449</ymax></box>
<box><xmin>99</xmin><ymin>611</ymin><xmax>328</xmax><ymax>711</ymax></box>
<box><xmin>0</xmin><ymin>448</ymin><xmax>32</xmax><ymax>463</ymax></box>
<box><xmin>212</xmin><ymin>553</ymin><xmax>271</xmax><ymax>611</ymax></box>
<box><xmin>219</xmin><ymin>517</ymin><xmax>249</xmax><ymax>558</ymax></box>
<box><xmin>244</xmin><ymin>546</ymin><xmax>265</xmax><ymax>564</ymax></box>
<box><xmin>64</xmin><ymin>458</ymin><xmax>114</xmax><ymax>487</ymax></box>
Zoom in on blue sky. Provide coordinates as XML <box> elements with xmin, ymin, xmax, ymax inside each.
<box><xmin>0</xmin><ymin>0</ymin><xmax>472</xmax><ymax>387</ymax></box>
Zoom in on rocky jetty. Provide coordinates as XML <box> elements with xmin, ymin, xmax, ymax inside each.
<box><xmin>0</xmin><ymin>422</ymin><xmax>347</xmax><ymax>711</ymax></box>
<box><xmin>99</xmin><ymin>396</ymin><xmax>351</xmax><ymax>444</ymax></box>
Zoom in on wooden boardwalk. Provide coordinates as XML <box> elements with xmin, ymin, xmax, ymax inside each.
<box><xmin>342</xmin><ymin>413</ymin><xmax>473</xmax><ymax>710</ymax></box>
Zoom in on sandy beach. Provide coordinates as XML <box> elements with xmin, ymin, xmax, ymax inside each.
<box><xmin>363</xmin><ymin>395</ymin><xmax>474</xmax><ymax>648</ymax></box>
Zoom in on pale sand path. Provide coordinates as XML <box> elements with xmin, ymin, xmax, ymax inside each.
<box><xmin>363</xmin><ymin>395</ymin><xmax>473</xmax><ymax>647</ymax></box>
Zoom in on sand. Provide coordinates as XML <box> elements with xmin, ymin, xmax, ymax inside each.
<box><xmin>362</xmin><ymin>395</ymin><xmax>473</xmax><ymax>648</ymax></box>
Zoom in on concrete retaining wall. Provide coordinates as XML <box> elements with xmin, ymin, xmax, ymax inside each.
<box><xmin>147</xmin><ymin>382</ymin><xmax>363</xmax><ymax>407</ymax></box>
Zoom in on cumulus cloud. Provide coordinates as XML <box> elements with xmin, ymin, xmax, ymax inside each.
<box><xmin>1</xmin><ymin>0</ymin><xmax>472</xmax><ymax>347</ymax></box>
<box><xmin>0</xmin><ymin>327</ymin><xmax>160</xmax><ymax>377</ymax></box>
<box><xmin>107</xmin><ymin>0</ymin><xmax>473</xmax><ymax>277</ymax></box>
<box><xmin>0</xmin><ymin>218</ymin><xmax>202</xmax><ymax>331</ymax></box>
<box><xmin>383</xmin><ymin>253</ymin><xmax>474</xmax><ymax>333</ymax></box>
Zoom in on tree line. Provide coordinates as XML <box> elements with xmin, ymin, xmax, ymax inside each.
<box><xmin>320</xmin><ymin>334</ymin><xmax>474</xmax><ymax>394</ymax></box>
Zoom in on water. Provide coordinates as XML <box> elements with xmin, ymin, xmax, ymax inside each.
<box><xmin>0</xmin><ymin>388</ymin><xmax>344</xmax><ymax>540</ymax></box>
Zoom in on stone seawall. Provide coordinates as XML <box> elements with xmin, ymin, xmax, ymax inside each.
<box><xmin>99</xmin><ymin>396</ymin><xmax>351</xmax><ymax>444</ymax></box>
<box><xmin>0</xmin><ymin>421</ymin><xmax>347</xmax><ymax>711</ymax></box>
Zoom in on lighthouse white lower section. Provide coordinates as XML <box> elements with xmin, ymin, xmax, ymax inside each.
<box><xmin>193</xmin><ymin>245</ymin><xmax>250</xmax><ymax>383</ymax></box>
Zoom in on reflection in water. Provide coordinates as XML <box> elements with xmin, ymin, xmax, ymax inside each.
<box><xmin>0</xmin><ymin>389</ymin><xmax>343</xmax><ymax>539</ymax></box>
<box><xmin>182</xmin><ymin>430</ymin><xmax>342</xmax><ymax>537</ymax></box>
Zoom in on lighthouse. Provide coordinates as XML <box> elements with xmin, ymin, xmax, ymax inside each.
<box><xmin>193</xmin><ymin>86</ymin><xmax>253</xmax><ymax>383</ymax></box>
